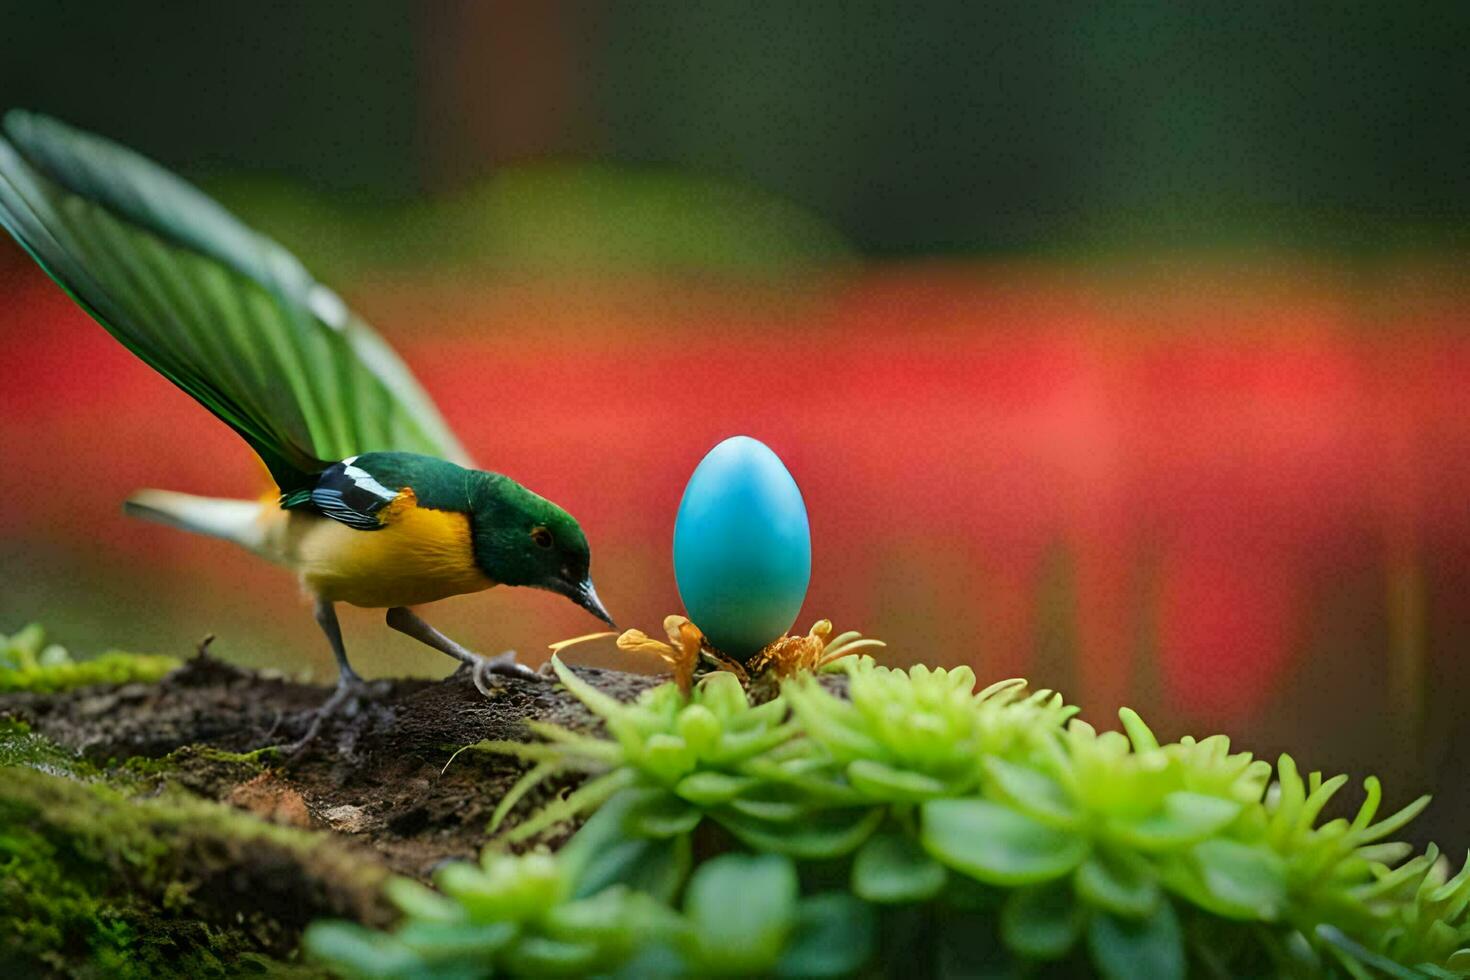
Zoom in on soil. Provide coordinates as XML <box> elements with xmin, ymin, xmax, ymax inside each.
<box><xmin>0</xmin><ymin>646</ymin><xmax>661</xmax><ymax>878</ymax></box>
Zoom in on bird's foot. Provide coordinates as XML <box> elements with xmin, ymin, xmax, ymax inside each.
<box><xmin>456</xmin><ymin>650</ymin><xmax>547</xmax><ymax>696</ymax></box>
<box><xmin>280</xmin><ymin>673</ymin><xmax>390</xmax><ymax>756</ymax></box>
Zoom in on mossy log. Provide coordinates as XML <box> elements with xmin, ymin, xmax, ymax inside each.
<box><xmin>0</xmin><ymin>649</ymin><xmax>657</xmax><ymax>978</ymax></box>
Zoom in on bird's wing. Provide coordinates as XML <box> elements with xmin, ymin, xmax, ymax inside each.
<box><xmin>0</xmin><ymin>110</ymin><xmax>472</xmax><ymax>495</ymax></box>
<box><xmin>307</xmin><ymin>457</ymin><xmax>399</xmax><ymax>531</ymax></box>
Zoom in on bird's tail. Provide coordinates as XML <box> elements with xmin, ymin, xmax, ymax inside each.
<box><xmin>124</xmin><ymin>489</ymin><xmax>275</xmax><ymax>558</ymax></box>
<box><xmin>0</xmin><ymin>110</ymin><xmax>472</xmax><ymax>498</ymax></box>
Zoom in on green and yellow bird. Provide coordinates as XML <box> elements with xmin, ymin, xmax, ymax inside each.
<box><xmin>0</xmin><ymin>111</ymin><xmax>614</xmax><ymax>739</ymax></box>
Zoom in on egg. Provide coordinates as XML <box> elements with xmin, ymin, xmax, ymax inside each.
<box><xmin>673</xmin><ymin>436</ymin><xmax>812</xmax><ymax>660</ymax></box>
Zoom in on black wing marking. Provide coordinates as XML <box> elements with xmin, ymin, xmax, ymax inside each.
<box><xmin>310</xmin><ymin>456</ymin><xmax>399</xmax><ymax>531</ymax></box>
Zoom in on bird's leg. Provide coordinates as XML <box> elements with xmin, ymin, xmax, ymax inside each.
<box><xmin>285</xmin><ymin>599</ymin><xmax>378</xmax><ymax>752</ymax></box>
<box><xmin>318</xmin><ymin>596</ymin><xmax>361</xmax><ymax>688</ymax></box>
<box><xmin>385</xmin><ymin>606</ymin><xmax>544</xmax><ymax>695</ymax></box>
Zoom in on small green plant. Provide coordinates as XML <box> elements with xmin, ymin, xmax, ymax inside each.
<box><xmin>0</xmin><ymin>624</ymin><xmax>179</xmax><ymax>693</ymax></box>
<box><xmin>305</xmin><ymin>791</ymin><xmax>872</xmax><ymax>978</ymax></box>
<box><xmin>782</xmin><ymin>660</ymin><xmax>1078</xmax><ymax>801</ymax></box>
<box><xmin>309</xmin><ymin>657</ymin><xmax>1470</xmax><ymax>979</ymax></box>
<box><xmin>468</xmin><ymin>659</ymin><xmax>869</xmax><ymax>855</ymax></box>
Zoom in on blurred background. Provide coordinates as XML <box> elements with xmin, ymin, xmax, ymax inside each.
<box><xmin>2</xmin><ymin>3</ymin><xmax>1469</xmax><ymax>839</ymax></box>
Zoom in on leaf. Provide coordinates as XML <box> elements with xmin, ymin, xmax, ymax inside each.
<box><xmin>1188</xmin><ymin>838</ymin><xmax>1287</xmax><ymax>920</ymax></box>
<box><xmin>1361</xmin><ymin>794</ymin><xmax>1433</xmax><ymax>845</ymax></box>
<box><xmin>383</xmin><ymin>877</ymin><xmax>465</xmax><ymax>923</ymax></box>
<box><xmin>983</xmin><ymin>757</ymin><xmax>1080</xmax><ymax>828</ymax></box>
<box><xmin>640</xmin><ymin>733</ymin><xmax>698</xmax><ymax>784</ymax></box>
<box><xmin>675</xmin><ymin>771</ymin><xmax>757</xmax><ymax>806</ymax></box>
<box><xmin>781</xmin><ymin>683</ymin><xmax>883</xmax><ymax>759</ymax></box>
<box><xmin>558</xmin><ymin>787</ymin><xmax>647</xmax><ymax>877</ymax></box>
<box><xmin>626</xmin><ymin>792</ymin><xmax>703</xmax><ymax>838</ymax></box>
<box><xmin>921</xmin><ymin>799</ymin><xmax>1089</xmax><ymax>886</ymax></box>
<box><xmin>394</xmin><ymin>920</ymin><xmax>518</xmax><ymax>964</ymax></box>
<box><xmin>1109</xmin><ymin>791</ymin><xmax>1242</xmax><ymax>850</ymax></box>
<box><xmin>1281</xmin><ymin>930</ymin><xmax>1325</xmax><ymax>975</ymax></box>
<box><xmin>573</xmin><ymin>833</ymin><xmax>692</xmax><ymax>905</ymax></box>
<box><xmin>743</xmin><ymin>755</ymin><xmax>866</xmax><ymax>807</ymax></box>
<box><xmin>1087</xmin><ymin>901</ymin><xmax>1185</xmax><ymax>980</ymax></box>
<box><xmin>499</xmin><ymin>768</ymin><xmax>638</xmax><ymax>845</ymax></box>
<box><xmin>36</xmin><ymin>644</ymin><xmax>69</xmax><ymax>667</ymax></box>
<box><xmin>436</xmin><ymin>857</ymin><xmax>562</xmax><ymax>924</ymax></box>
<box><xmin>1118</xmin><ymin>708</ymin><xmax>1160</xmax><ymax>752</ymax></box>
<box><xmin>851</xmin><ymin>831</ymin><xmax>948</xmax><ymax>904</ymax></box>
<box><xmin>696</xmin><ymin>670</ymin><xmax>750</xmax><ymax>718</ymax></box>
<box><xmin>520</xmin><ymin>719</ymin><xmax>624</xmax><ymax>759</ymax></box>
<box><xmin>676</xmin><ymin>704</ymin><xmax>722</xmax><ymax>754</ymax></box>
<box><xmin>1001</xmin><ymin>881</ymin><xmax>1086</xmax><ymax>961</ymax></box>
<box><xmin>1315</xmin><ymin>924</ymin><xmax>1427</xmax><ymax>980</ymax></box>
<box><xmin>725</xmin><ymin>785</ymin><xmax>814</xmax><ymax>823</ymax></box>
<box><xmin>704</xmin><ymin>721</ymin><xmax>803</xmax><ymax>767</ymax></box>
<box><xmin>717</xmin><ymin>805</ymin><xmax>883</xmax><ymax>859</ymax></box>
<box><xmin>846</xmin><ymin>758</ymin><xmax>950</xmax><ymax>801</ymax></box>
<box><xmin>6</xmin><ymin>624</ymin><xmax>44</xmax><ymax>659</ymax></box>
<box><xmin>775</xmin><ymin>893</ymin><xmax>877</xmax><ymax>977</ymax></box>
<box><xmin>683</xmin><ymin>853</ymin><xmax>798</xmax><ymax>975</ymax></box>
<box><xmin>1418</xmin><ymin>965</ymin><xmax>1466</xmax><ymax>980</ymax></box>
<box><xmin>302</xmin><ymin>921</ymin><xmax>428</xmax><ymax>979</ymax></box>
<box><xmin>501</xmin><ymin>935</ymin><xmax>603</xmax><ymax>976</ymax></box>
<box><xmin>488</xmin><ymin>760</ymin><xmax>561</xmax><ymax>833</ymax></box>
<box><xmin>549</xmin><ymin>656</ymin><xmax>628</xmax><ymax>724</ymax></box>
<box><xmin>545</xmin><ymin>888</ymin><xmax>682</xmax><ymax>947</ymax></box>
<box><xmin>1075</xmin><ymin>851</ymin><xmax>1160</xmax><ymax>919</ymax></box>
<box><xmin>603</xmin><ymin>943</ymin><xmax>689</xmax><ymax>979</ymax></box>
<box><xmin>726</xmin><ymin>798</ymin><xmax>810</xmax><ymax>823</ymax></box>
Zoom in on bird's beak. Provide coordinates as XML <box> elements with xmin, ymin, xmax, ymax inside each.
<box><xmin>573</xmin><ymin>578</ymin><xmax>616</xmax><ymax>628</ymax></box>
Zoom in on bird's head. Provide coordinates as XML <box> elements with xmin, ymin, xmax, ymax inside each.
<box><xmin>468</xmin><ymin>473</ymin><xmax>614</xmax><ymax>627</ymax></box>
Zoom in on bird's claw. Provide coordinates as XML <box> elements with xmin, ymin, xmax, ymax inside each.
<box><xmin>462</xmin><ymin>650</ymin><xmax>547</xmax><ymax>696</ymax></box>
<box><xmin>280</xmin><ymin>673</ymin><xmax>388</xmax><ymax>756</ymax></box>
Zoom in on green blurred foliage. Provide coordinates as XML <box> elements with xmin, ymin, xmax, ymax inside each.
<box><xmin>0</xmin><ymin>624</ymin><xmax>179</xmax><ymax>694</ymax></box>
<box><xmin>2</xmin><ymin>1</ymin><xmax>1466</xmax><ymax>259</ymax></box>
<box><xmin>205</xmin><ymin>166</ymin><xmax>852</xmax><ymax>282</ymax></box>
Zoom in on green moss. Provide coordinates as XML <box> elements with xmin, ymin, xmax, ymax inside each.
<box><xmin>0</xmin><ymin>722</ymin><xmax>275</xmax><ymax>802</ymax></box>
<box><xmin>119</xmin><ymin>744</ymin><xmax>272</xmax><ymax>784</ymax></box>
<box><xmin>0</xmin><ymin>766</ymin><xmax>384</xmax><ymax>978</ymax></box>
<box><xmin>0</xmin><ymin>808</ymin><xmax>213</xmax><ymax>978</ymax></box>
<box><xmin>0</xmin><ymin>718</ymin><xmax>96</xmax><ymax>777</ymax></box>
<box><xmin>0</xmin><ymin>623</ymin><xmax>180</xmax><ymax>693</ymax></box>
<box><xmin>0</xmin><ymin>653</ymin><xmax>377</xmax><ymax>976</ymax></box>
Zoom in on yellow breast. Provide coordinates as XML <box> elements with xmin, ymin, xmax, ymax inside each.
<box><xmin>291</xmin><ymin>490</ymin><xmax>495</xmax><ymax>608</ymax></box>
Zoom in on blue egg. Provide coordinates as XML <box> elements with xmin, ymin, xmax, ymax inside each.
<box><xmin>673</xmin><ymin>436</ymin><xmax>812</xmax><ymax>660</ymax></box>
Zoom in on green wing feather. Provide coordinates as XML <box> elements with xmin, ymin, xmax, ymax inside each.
<box><xmin>0</xmin><ymin>110</ymin><xmax>472</xmax><ymax>493</ymax></box>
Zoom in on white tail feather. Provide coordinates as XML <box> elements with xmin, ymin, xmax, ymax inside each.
<box><xmin>124</xmin><ymin>490</ymin><xmax>271</xmax><ymax>555</ymax></box>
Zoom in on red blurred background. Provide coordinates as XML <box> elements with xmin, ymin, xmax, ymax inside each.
<box><xmin>6</xmin><ymin>254</ymin><xmax>1470</xmax><ymax>837</ymax></box>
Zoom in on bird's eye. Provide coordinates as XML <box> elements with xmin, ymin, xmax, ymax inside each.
<box><xmin>530</xmin><ymin>526</ymin><xmax>554</xmax><ymax>550</ymax></box>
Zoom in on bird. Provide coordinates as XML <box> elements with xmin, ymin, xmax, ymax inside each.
<box><xmin>0</xmin><ymin>110</ymin><xmax>614</xmax><ymax>743</ymax></box>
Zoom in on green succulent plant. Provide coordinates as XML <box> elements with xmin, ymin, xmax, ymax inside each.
<box><xmin>306</xmin><ymin>848</ymin><xmax>680</xmax><ymax>978</ymax></box>
<box><xmin>306</xmin><ymin>792</ymin><xmax>873</xmax><ymax>979</ymax></box>
<box><xmin>311</xmin><ymin>655</ymin><xmax>1470</xmax><ymax>979</ymax></box>
<box><xmin>783</xmin><ymin>660</ymin><xmax>1078</xmax><ymax>804</ymax></box>
<box><xmin>470</xmin><ymin>657</ymin><xmax>881</xmax><ymax>857</ymax></box>
<box><xmin>0</xmin><ymin>624</ymin><xmax>179</xmax><ymax>693</ymax></box>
